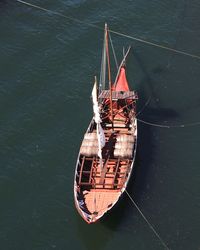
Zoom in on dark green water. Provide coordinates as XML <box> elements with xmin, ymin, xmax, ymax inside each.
<box><xmin>0</xmin><ymin>1</ymin><xmax>200</xmax><ymax>249</ymax></box>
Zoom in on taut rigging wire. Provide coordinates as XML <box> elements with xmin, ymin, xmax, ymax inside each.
<box><xmin>110</xmin><ymin>29</ymin><xmax>200</xmax><ymax>60</ymax></box>
<box><xmin>125</xmin><ymin>190</ymin><xmax>170</xmax><ymax>250</ymax></box>
<box><xmin>137</xmin><ymin>118</ymin><xmax>200</xmax><ymax>128</ymax></box>
<box><xmin>16</xmin><ymin>0</ymin><xmax>200</xmax><ymax>60</ymax></box>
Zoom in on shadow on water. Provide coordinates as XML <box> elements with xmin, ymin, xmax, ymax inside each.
<box><xmin>133</xmin><ymin>50</ymin><xmax>164</xmax><ymax>110</ymax></box>
<box><xmin>76</xmin><ymin>215</ymin><xmax>111</xmax><ymax>250</ymax></box>
<box><xmin>133</xmin><ymin>49</ymin><xmax>179</xmax><ymax>123</ymax></box>
<box><xmin>101</xmin><ymin>52</ymin><xmax>179</xmax><ymax>231</ymax></box>
<box><xmin>134</xmin><ymin>49</ymin><xmax>179</xmax><ymax>122</ymax></box>
<box><xmin>76</xmin><ymin>53</ymin><xmax>180</xmax><ymax>249</ymax></box>
<box><xmin>129</xmin><ymin>52</ymin><xmax>179</xmax><ymax>198</ymax></box>
<box><xmin>143</xmin><ymin>107</ymin><xmax>178</xmax><ymax>120</ymax></box>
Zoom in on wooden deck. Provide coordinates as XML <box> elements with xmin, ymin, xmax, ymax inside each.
<box><xmin>83</xmin><ymin>189</ymin><xmax>121</xmax><ymax>217</ymax></box>
<box><xmin>99</xmin><ymin>90</ymin><xmax>137</xmax><ymax>100</ymax></box>
<box><xmin>75</xmin><ymin>91</ymin><xmax>137</xmax><ymax>222</ymax></box>
<box><xmin>78</xmin><ymin>157</ymin><xmax>132</xmax><ymax>189</ymax></box>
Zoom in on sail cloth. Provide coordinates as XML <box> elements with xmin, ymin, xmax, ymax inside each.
<box><xmin>115</xmin><ymin>66</ymin><xmax>129</xmax><ymax>92</ymax></box>
<box><xmin>91</xmin><ymin>82</ymin><xmax>106</xmax><ymax>161</ymax></box>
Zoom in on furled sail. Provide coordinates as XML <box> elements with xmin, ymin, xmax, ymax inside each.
<box><xmin>91</xmin><ymin>80</ymin><xmax>105</xmax><ymax>163</ymax></box>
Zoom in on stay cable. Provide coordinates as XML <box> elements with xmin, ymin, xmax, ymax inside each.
<box><xmin>16</xmin><ymin>0</ymin><xmax>200</xmax><ymax>61</ymax></box>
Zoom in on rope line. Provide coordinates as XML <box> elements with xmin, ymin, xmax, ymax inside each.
<box><xmin>135</xmin><ymin>96</ymin><xmax>152</xmax><ymax>117</ymax></box>
<box><xmin>109</xmin><ymin>32</ymin><xmax>119</xmax><ymax>70</ymax></box>
<box><xmin>137</xmin><ymin>118</ymin><xmax>200</xmax><ymax>128</ymax></box>
<box><xmin>16</xmin><ymin>0</ymin><xmax>200</xmax><ymax>61</ymax></box>
<box><xmin>125</xmin><ymin>190</ymin><xmax>170</xmax><ymax>250</ymax></box>
<box><xmin>110</xmin><ymin>29</ymin><xmax>200</xmax><ymax>60</ymax></box>
<box><xmin>16</xmin><ymin>0</ymin><xmax>102</xmax><ymax>30</ymax></box>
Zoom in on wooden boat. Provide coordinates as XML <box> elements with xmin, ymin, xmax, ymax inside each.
<box><xmin>74</xmin><ymin>24</ymin><xmax>138</xmax><ymax>224</ymax></box>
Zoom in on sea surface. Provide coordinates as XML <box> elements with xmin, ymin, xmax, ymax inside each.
<box><xmin>0</xmin><ymin>1</ymin><xmax>200</xmax><ymax>250</ymax></box>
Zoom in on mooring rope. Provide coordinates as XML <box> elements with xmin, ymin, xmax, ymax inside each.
<box><xmin>125</xmin><ymin>190</ymin><xmax>170</xmax><ymax>250</ymax></box>
<box><xmin>137</xmin><ymin>118</ymin><xmax>200</xmax><ymax>128</ymax></box>
<box><xmin>16</xmin><ymin>0</ymin><xmax>200</xmax><ymax>61</ymax></box>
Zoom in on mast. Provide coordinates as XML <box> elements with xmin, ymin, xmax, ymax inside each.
<box><xmin>105</xmin><ymin>23</ymin><xmax>114</xmax><ymax>130</ymax></box>
<box><xmin>99</xmin><ymin>27</ymin><xmax>107</xmax><ymax>93</ymax></box>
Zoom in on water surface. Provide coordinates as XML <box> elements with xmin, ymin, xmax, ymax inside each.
<box><xmin>0</xmin><ymin>1</ymin><xmax>200</xmax><ymax>249</ymax></box>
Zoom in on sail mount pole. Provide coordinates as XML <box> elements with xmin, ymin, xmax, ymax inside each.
<box><xmin>99</xmin><ymin>27</ymin><xmax>107</xmax><ymax>93</ymax></box>
<box><xmin>105</xmin><ymin>23</ymin><xmax>114</xmax><ymax>130</ymax></box>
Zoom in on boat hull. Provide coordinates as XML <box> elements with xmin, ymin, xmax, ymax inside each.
<box><xmin>74</xmin><ymin>119</ymin><xmax>137</xmax><ymax>224</ymax></box>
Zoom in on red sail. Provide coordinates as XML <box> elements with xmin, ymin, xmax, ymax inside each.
<box><xmin>115</xmin><ymin>66</ymin><xmax>129</xmax><ymax>91</ymax></box>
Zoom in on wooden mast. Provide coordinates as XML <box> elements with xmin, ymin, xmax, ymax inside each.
<box><xmin>105</xmin><ymin>23</ymin><xmax>113</xmax><ymax>130</ymax></box>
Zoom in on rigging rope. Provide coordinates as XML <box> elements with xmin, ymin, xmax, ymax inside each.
<box><xmin>135</xmin><ymin>96</ymin><xmax>152</xmax><ymax>117</ymax></box>
<box><xmin>110</xmin><ymin>29</ymin><xmax>200</xmax><ymax>60</ymax></box>
<box><xmin>109</xmin><ymin>32</ymin><xmax>119</xmax><ymax>70</ymax></box>
<box><xmin>125</xmin><ymin>190</ymin><xmax>170</xmax><ymax>250</ymax></box>
<box><xmin>16</xmin><ymin>0</ymin><xmax>200</xmax><ymax>61</ymax></box>
<box><xmin>16</xmin><ymin>0</ymin><xmax>101</xmax><ymax>30</ymax></box>
<box><xmin>137</xmin><ymin>118</ymin><xmax>200</xmax><ymax>128</ymax></box>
